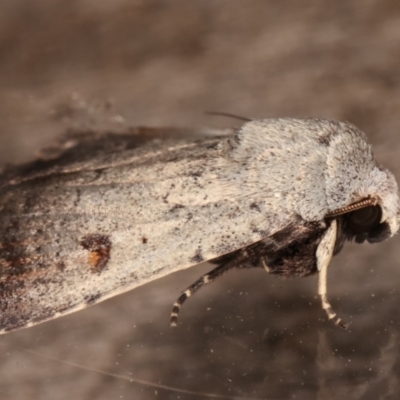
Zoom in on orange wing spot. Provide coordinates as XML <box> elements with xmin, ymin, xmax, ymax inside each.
<box><xmin>80</xmin><ymin>234</ymin><xmax>112</xmax><ymax>274</ymax></box>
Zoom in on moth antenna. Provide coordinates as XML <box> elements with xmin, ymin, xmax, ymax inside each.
<box><xmin>204</xmin><ymin>111</ymin><xmax>252</xmax><ymax>122</ymax></box>
<box><xmin>318</xmin><ymin>254</ymin><xmax>348</xmax><ymax>329</ymax></box>
<box><xmin>170</xmin><ymin>261</ymin><xmax>237</xmax><ymax>327</ymax></box>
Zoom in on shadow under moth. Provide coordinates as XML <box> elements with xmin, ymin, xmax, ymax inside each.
<box><xmin>0</xmin><ymin>118</ymin><xmax>398</xmax><ymax>334</ymax></box>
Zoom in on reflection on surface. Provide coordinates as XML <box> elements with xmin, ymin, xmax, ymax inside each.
<box><xmin>317</xmin><ymin>330</ymin><xmax>399</xmax><ymax>400</ymax></box>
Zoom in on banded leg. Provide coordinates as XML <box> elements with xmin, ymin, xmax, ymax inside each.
<box><xmin>318</xmin><ymin>261</ymin><xmax>348</xmax><ymax>328</ymax></box>
<box><xmin>170</xmin><ymin>260</ymin><xmax>238</xmax><ymax>327</ymax></box>
<box><xmin>316</xmin><ymin>220</ymin><xmax>348</xmax><ymax>329</ymax></box>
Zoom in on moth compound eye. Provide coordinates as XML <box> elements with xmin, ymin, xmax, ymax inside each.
<box><xmin>347</xmin><ymin>205</ymin><xmax>382</xmax><ymax>234</ymax></box>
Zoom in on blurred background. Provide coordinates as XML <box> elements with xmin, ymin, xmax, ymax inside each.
<box><xmin>1</xmin><ymin>1</ymin><xmax>400</xmax><ymax>399</ymax></box>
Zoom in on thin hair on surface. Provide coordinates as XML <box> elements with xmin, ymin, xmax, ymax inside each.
<box><xmin>204</xmin><ymin>111</ymin><xmax>252</xmax><ymax>122</ymax></box>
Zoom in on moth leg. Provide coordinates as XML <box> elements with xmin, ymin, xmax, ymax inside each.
<box><xmin>316</xmin><ymin>220</ymin><xmax>348</xmax><ymax>329</ymax></box>
<box><xmin>170</xmin><ymin>260</ymin><xmax>239</xmax><ymax>327</ymax></box>
<box><xmin>261</xmin><ymin>257</ymin><xmax>270</xmax><ymax>273</ymax></box>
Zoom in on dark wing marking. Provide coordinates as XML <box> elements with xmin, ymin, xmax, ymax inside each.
<box><xmin>0</xmin><ymin>127</ymin><xmax>233</xmax><ymax>187</ymax></box>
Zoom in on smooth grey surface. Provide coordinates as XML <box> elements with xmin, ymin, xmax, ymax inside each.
<box><xmin>1</xmin><ymin>1</ymin><xmax>400</xmax><ymax>399</ymax></box>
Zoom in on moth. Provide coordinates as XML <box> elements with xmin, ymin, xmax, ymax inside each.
<box><xmin>0</xmin><ymin>118</ymin><xmax>398</xmax><ymax>334</ymax></box>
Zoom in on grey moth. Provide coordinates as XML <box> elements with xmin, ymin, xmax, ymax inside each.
<box><xmin>0</xmin><ymin>118</ymin><xmax>398</xmax><ymax>333</ymax></box>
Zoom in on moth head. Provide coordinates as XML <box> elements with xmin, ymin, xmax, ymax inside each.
<box><xmin>327</xmin><ymin>166</ymin><xmax>399</xmax><ymax>244</ymax></box>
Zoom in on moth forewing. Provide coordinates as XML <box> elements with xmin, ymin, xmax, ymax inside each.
<box><xmin>0</xmin><ymin>119</ymin><xmax>398</xmax><ymax>334</ymax></box>
<box><xmin>0</xmin><ymin>126</ymin><xmax>295</xmax><ymax>333</ymax></box>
